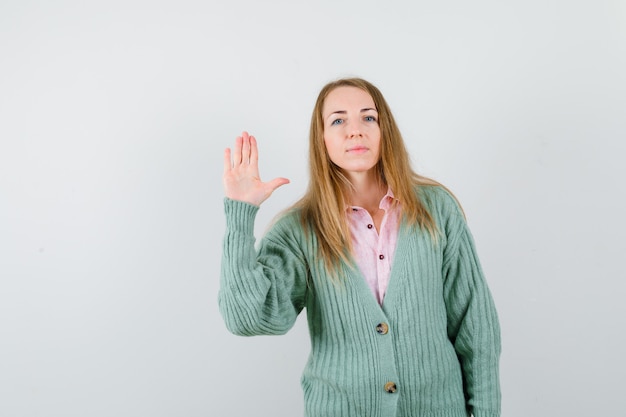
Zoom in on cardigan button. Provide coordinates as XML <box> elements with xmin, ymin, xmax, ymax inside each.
<box><xmin>376</xmin><ymin>323</ymin><xmax>389</xmax><ymax>335</ymax></box>
<box><xmin>384</xmin><ymin>382</ymin><xmax>397</xmax><ymax>393</ymax></box>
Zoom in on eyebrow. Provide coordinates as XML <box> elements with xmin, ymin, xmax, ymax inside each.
<box><xmin>325</xmin><ymin>108</ymin><xmax>378</xmax><ymax>120</ymax></box>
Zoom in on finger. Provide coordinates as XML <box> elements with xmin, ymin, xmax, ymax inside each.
<box><xmin>242</xmin><ymin>132</ymin><xmax>251</xmax><ymax>165</ymax></box>
<box><xmin>249</xmin><ymin>135</ymin><xmax>259</xmax><ymax>166</ymax></box>
<box><xmin>223</xmin><ymin>148</ymin><xmax>232</xmax><ymax>174</ymax></box>
<box><xmin>233</xmin><ymin>135</ymin><xmax>243</xmax><ymax>166</ymax></box>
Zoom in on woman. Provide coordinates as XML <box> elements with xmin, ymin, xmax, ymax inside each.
<box><xmin>220</xmin><ymin>78</ymin><xmax>501</xmax><ymax>417</ymax></box>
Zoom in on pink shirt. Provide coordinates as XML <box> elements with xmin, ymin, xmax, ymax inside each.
<box><xmin>346</xmin><ymin>189</ymin><xmax>401</xmax><ymax>305</ymax></box>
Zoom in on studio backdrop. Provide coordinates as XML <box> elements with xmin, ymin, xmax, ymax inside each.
<box><xmin>1</xmin><ymin>1</ymin><xmax>625</xmax><ymax>416</ymax></box>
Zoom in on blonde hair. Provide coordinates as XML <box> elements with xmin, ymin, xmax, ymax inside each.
<box><xmin>293</xmin><ymin>77</ymin><xmax>446</xmax><ymax>274</ymax></box>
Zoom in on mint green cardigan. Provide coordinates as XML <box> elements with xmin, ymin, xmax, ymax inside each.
<box><xmin>219</xmin><ymin>186</ymin><xmax>501</xmax><ymax>417</ymax></box>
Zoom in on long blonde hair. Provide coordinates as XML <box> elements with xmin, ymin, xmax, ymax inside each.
<box><xmin>294</xmin><ymin>77</ymin><xmax>445</xmax><ymax>274</ymax></box>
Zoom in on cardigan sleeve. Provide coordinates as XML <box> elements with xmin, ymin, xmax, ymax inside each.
<box><xmin>218</xmin><ymin>198</ymin><xmax>308</xmax><ymax>336</ymax></box>
<box><xmin>439</xmin><ymin>193</ymin><xmax>502</xmax><ymax>417</ymax></box>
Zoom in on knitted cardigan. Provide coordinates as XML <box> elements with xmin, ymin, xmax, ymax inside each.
<box><xmin>219</xmin><ymin>185</ymin><xmax>501</xmax><ymax>417</ymax></box>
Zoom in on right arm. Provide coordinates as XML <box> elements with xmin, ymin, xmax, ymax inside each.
<box><xmin>219</xmin><ymin>198</ymin><xmax>308</xmax><ymax>336</ymax></box>
<box><xmin>218</xmin><ymin>132</ymin><xmax>305</xmax><ymax>336</ymax></box>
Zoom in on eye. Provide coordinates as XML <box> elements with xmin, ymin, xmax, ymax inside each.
<box><xmin>331</xmin><ymin>118</ymin><xmax>344</xmax><ymax>126</ymax></box>
<box><xmin>364</xmin><ymin>115</ymin><xmax>377</xmax><ymax>122</ymax></box>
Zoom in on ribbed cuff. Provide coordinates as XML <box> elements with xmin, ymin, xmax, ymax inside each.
<box><xmin>224</xmin><ymin>198</ymin><xmax>259</xmax><ymax>235</ymax></box>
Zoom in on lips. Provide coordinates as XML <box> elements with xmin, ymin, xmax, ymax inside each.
<box><xmin>347</xmin><ymin>145</ymin><xmax>368</xmax><ymax>153</ymax></box>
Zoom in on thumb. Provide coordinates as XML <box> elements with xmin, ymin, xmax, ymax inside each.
<box><xmin>255</xmin><ymin>178</ymin><xmax>290</xmax><ymax>206</ymax></box>
<box><xmin>266</xmin><ymin>177</ymin><xmax>290</xmax><ymax>193</ymax></box>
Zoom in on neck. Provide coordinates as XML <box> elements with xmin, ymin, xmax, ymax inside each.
<box><xmin>344</xmin><ymin>171</ymin><xmax>387</xmax><ymax>212</ymax></box>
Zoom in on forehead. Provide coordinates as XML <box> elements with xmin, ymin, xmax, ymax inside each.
<box><xmin>322</xmin><ymin>86</ymin><xmax>376</xmax><ymax>114</ymax></box>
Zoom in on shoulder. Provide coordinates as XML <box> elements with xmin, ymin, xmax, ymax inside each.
<box><xmin>412</xmin><ymin>184</ymin><xmax>468</xmax><ymax>240</ymax></box>
<box><xmin>264</xmin><ymin>207</ymin><xmax>308</xmax><ymax>242</ymax></box>
<box><xmin>416</xmin><ymin>185</ymin><xmax>463</xmax><ymax>218</ymax></box>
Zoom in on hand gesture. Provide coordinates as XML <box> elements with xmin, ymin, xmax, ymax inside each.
<box><xmin>223</xmin><ymin>132</ymin><xmax>290</xmax><ymax>206</ymax></box>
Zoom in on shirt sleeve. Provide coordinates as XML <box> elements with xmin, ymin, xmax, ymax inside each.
<box><xmin>439</xmin><ymin>192</ymin><xmax>502</xmax><ymax>417</ymax></box>
<box><xmin>218</xmin><ymin>198</ymin><xmax>309</xmax><ymax>336</ymax></box>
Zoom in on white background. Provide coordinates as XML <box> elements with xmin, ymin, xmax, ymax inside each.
<box><xmin>1</xmin><ymin>1</ymin><xmax>625</xmax><ymax>416</ymax></box>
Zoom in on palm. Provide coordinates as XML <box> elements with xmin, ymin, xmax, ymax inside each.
<box><xmin>223</xmin><ymin>132</ymin><xmax>289</xmax><ymax>206</ymax></box>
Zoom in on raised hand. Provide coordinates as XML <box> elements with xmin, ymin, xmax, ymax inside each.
<box><xmin>223</xmin><ymin>132</ymin><xmax>290</xmax><ymax>206</ymax></box>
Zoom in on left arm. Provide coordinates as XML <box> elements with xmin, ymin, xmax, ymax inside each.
<box><xmin>440</xmin><ymin>196</ymin><xmax>501</xmax><ymax>417</ymax></box>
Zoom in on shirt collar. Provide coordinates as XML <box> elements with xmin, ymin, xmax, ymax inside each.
<box><xmin>346</xmin><ymin>187</ymin><xmax>399</xmax><ymax>212</ymax></box>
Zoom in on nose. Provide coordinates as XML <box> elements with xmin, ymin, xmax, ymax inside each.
<box><xmin>348</xmin><ymin>125</ymin><xmax>362</xmax><ymax>138</ymax></box>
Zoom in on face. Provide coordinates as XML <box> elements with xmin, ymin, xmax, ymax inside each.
<box><xmin>322</xmin><ymin>86</ymin><xmax>381</xmax><ymax>180</ymax></box>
